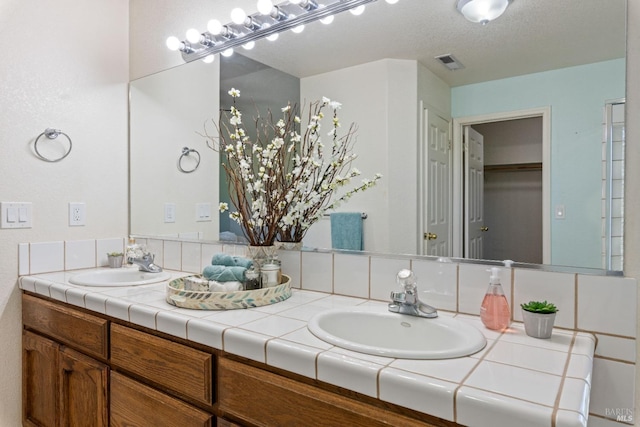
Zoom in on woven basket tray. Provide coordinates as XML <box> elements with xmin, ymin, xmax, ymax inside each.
<box><xmin>165</xmin><ymin>274</ymin><xmax>291</xmax><ymax>310</ymax></box>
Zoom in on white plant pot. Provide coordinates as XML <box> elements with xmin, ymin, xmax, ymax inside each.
<box><xmin>522</xmin><ymin>309</ymin><xmax>556</xmax><ymax>339</ymax></box>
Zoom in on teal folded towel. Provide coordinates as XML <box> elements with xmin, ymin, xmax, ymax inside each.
<box><xmin>202</xmin><ymin>265</ymin><xmax>247</xmax><ymax>282</ymax></box>
<box><xmin>211</xmin><ymin>254</ymin><xmax>253</xmax><ymax>269</ymax></box>
<box><xmin>330</xmin><ymin>212</ymin><xmax>363</xmax><ymax>251</ymax></box>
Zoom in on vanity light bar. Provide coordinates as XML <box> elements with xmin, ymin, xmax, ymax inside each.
<box><xmin>176</xmin><ymin>0</ymin><xmax>379</xmax><ymax>63</ymax></box>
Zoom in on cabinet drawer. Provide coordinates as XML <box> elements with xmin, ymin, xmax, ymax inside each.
<box><xmin>218</xmin><ymin>357</ymin><xmax>440</xmax><ymax>427</ymax></box>
<box><xmin>110</xmin><ymin>371</ymin><xmax>212</xmax><ymax>427</ymax></box>
<box><xmin>22</xmin><ymin>294</ymin><xmax>108</xmax><ymax>360</ymax></box>
<box><xmin>110</xmin><ymin>324</ymin><xmax>213</xmax><ymax>405</ymax></box>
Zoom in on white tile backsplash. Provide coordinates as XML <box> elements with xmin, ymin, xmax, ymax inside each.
<box><xmin>65</xmin><ymin>239</ymin><xmax>97</xmax><ymax>271</ymax></box>
<box><xmin>369</xmin><ymin>256</ymin><xmax>410</xmax><ymax>301</ymax></box>
<box><xmin>513</xmin><ymin>269</ymin><xmax>575</xmax><ymax>328</ymax></box>
<box><xmin>300</xmin><ymin>251</ymin><xmax>333</xmax><ymax>292</ymax></box>
<box><xmin>412</xmin><ymin>258</ymin><xmax>458</xmax><ymax>311</ymax></box>
<box><xmin>577</xmin><ymin>275</ymin><xmax>637</xmax><ymax>337</ymax></box>
<box><xmin>96</xmin><ymin>238</ymin><xmax>125</xmax><ymax>266</ymax></box>
<box><xmin>181</xmin><ymin>241</ymin><xmax>201</xmax><ymax>274</ymax></box>
<box><xmin>30</xmin><ymin>241</ymin><xmax>64</xmax><ymax>274</ymax></box>
<box><xmin>163</xmin><ymin>240</ymin><xmax>182</xmax><ymax>271</ymax></box>
<box><xmin>333</xmin><ymin>253</ymin><xmax>369</xmax><ymax>298</ymax></box>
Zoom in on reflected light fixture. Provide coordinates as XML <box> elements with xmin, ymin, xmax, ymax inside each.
<box><xmin>456</xmin><ymin>0</ymin><xmax>509</xmax><ymax>25</ymax></box>
<box><xmin>167</xmin><ymin>0</ymin><xmax>395</xmax><ymax>63</ymax></box>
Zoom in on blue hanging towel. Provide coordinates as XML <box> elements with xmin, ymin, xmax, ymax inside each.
<box><xmin>330</xmin><ymin>212</ymin><xmax>363</xmax><ymax>250</ymax></box>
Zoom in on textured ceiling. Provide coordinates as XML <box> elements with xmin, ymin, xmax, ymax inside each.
<box><xmin>236</xmin><ymin>0</ymin><xmax>626</xmax><ymax>86</ymax></box>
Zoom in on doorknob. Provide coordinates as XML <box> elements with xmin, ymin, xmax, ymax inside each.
<box><xmin>480</xmin><ymin>226</ymin><xmax>489</xmax><ymax>232</ymax></box>
<box><xmin>424</xmin><ymin>232</ymin><xmax>438</xmax><ymax>240</ymax></box>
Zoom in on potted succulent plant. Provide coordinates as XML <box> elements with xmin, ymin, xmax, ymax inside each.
<box><xmin>107</xmin><ymin>252</ymin><xmax>124</xmax><ymax>268</ymax></box>
<box><xmin>520</xmin><ymin>300</ymin><xmax>558</xmax><ymax>339</ymax></box>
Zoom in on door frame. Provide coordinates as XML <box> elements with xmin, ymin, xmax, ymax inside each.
<box><xmin>452</xmin><ymin>106</ymin><xmax>551</xmax><ymax>264</ymax></box>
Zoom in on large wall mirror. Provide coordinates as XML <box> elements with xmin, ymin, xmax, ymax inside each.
<box><xmin>130</xmin><ymin>0</ymin><xmax>626</xmax><ymax>272</ymax></box>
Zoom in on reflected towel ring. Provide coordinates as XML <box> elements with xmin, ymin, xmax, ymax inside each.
<box><xmin>177</xmin><ymin>147</ymin><xmax>201</xmax><ymax>173</ymax></box>
<box><xmin>34</xmin><ymin>128</ymin><xmax>72</xmax><ymax>162</ymax></box>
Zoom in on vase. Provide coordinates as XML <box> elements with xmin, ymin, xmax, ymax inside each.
<box><xmin>521</xmin><ymin>309</ymin><xmax>556</xmax><ymax>339</ymax></box>
<box><xmin>275</xmin><ymin>240</ymin><xmax>303</xmax><ymax>250</ymax></box>
<box><xmin>246</xmin><ymin>245</ymin><xmax>278</xmax><ymax>266</ymax></box>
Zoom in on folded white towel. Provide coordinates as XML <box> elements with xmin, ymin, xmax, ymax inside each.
<box><xmin>208</xmin><ymin>280</ymin><xmax>243</xmax><ymax>292</ymax></box>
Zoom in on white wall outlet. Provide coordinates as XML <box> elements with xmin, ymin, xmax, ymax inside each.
<box><xmin>555</xmin><ymin>204</ymin><xmax>566</xmax><ymax>220</ymax></box>
<box><xmin>164</xmin><ymin>203</ymin><xmax>176</xmax><ymax>223</ymax></box>
<box><xmin>69</xmin><ymin>202</ymin><xmax>86</xmax><ymax>226</ymax></box>
<box><xmin>196</xmin><ymin>203</ymin><xmax>212</xmax><ymax>222</ymax></box>
<box><xmin>1</xmin><ymin>202</ymin><xmax>32</xmax><ymax>229</ymax></box>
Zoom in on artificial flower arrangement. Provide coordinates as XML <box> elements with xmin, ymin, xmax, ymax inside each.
<box><xmin>202</xmin><ymin>88</ymin><xmax>381</xmax><ymax>247</ymax></box>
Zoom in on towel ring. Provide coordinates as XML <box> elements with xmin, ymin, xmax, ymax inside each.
<box><xmin>177</xmin><ymin>147</ymin><xmax>201</xmax><ymax>173</ymax></box>
<box><xmin>34</xmin><ymin>128</ymin><xmax>72</xmax><ymax>162</ymax></box>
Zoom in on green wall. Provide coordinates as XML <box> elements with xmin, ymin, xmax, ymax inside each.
<box><xmin>452</xmin><ymin>59</ymin><xmax>625</xmax><ymax>268</ymax></box>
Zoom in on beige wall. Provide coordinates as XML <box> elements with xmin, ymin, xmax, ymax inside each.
<box><xmin>0</xmin><ymin>0</ymin><xmax>129</xmax><ymax>424</ymax></box>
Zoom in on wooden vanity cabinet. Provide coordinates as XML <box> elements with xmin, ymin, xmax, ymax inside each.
<box><xmin>23</xmin><ymin>292</ymin><xmax>449</xmax><ymax>427</ymax></box>
<box><xmin>110</xmin><ymin>371</ymin><xmax>212</xmax><ymax>427</ymax></box>
<box><xmin>22</xmin><ymin>294</ymin><xmax>109</xmax><ymax>427</ymax></box>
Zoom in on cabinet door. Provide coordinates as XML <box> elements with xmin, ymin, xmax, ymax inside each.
<box><xmin>59</xmin><ymin>347</ymin><xmax>109</xmax><ymax>427</ymax></box>
<box><xmin>23</xmin><ymin>331</ymin><xmax>59</xmax><ymax>427</ymax></box>
<box><xmin>110</xmin><ymin>371</ymin><xmax>212</xmax><ymax>427</ymax></box>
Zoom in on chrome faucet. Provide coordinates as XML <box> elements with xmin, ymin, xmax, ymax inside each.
<box><xmin>128</xmin><ymin>252</ymin><xmax>163</xmax><ymax>273</ymax></box>
<box><xmin>388</xmin><ymin>269</ymin><xmax>438</xmax><ymax>318</ymax></box>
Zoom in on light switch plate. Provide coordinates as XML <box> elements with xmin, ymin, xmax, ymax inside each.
<box><xmin>1</xmin><ymin>202</ymin><xmax>32</xmax><ymax>228</ymax></box>
<box><xmin>196</xmin><ymin>203</ymin><xmax>212</xmax><ymax>222</ymax></box>
<box><xmin>164</xmin><ymin>203</ymin><xmax>176</xmax><ymax>223</ymax></box>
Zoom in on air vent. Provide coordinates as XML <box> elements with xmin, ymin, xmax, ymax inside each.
<box><xmin>435</xmin><ymin>54</ymin><xmax>465</xmax><ymax>71</ymax></box>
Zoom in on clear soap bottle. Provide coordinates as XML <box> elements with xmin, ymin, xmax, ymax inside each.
<box><xmin>480</xmin><ymin>267</ymin><xmax>510</xmax><ymax>330</ymax></box>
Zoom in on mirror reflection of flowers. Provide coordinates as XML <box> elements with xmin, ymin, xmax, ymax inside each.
<box><xmin>203</xmin><ymin>88</ymin><xmax>381</xmax><ymax>246</ymax></box>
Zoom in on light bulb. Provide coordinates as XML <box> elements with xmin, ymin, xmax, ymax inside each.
<box><xmin>165</xmin><ymin>36</ymin><xmax>181</xmax><ymax>51</ymax></box>
<box><xmin>185</xmin><ymin>28</ymin><xmax>201</xmax><ymax>44</ymax></box>
<box><xmin>202</xmin><ymin>55</ymin><xmax>215</xmax><ymax>63</ymax></box>
<box><xmin>350</xmin><ymin>5</ymin><xmax>365</xmax><ymax>15</ymax></box>
<box><xmin>266</xmin><ymin>32</ymin><xmax>279</xmax><ymax>41</ymax></box>
<box><xmin>242</xmin><ymin>41</ymin><xmax>255</xmax><ymax>50</ymax></box>
<box><xmin>385</xmin><ymin>0</ymin><xmax>399</xmax><ymax>4</ymax></box>
<box><xmin>230</xmin><ymin>8</ymin><xmax>247</xmax><ymax>25</ymax></box>
<box><xmin>318</xmin><ymin>4</ymin><xmax>334</xmax><ymax>24</ymax></box>
<box><xmin>257</xmin><ymin>0</ymin><xmax>274</xmax><ymax>15</ymax></box>
<box><xmin>221</xmin><ymin>48</ymin><xmax>234</xmax><ymax>57</ymax></box>
<box><xmin>207</xmin><ymin>19</ymin><xmax>223</xmax><ymax>35</ymax></box>
<box><xmin>292</xmin><ymin>24</ymin><xmax>305</xmax><ymax>33</ymax></box>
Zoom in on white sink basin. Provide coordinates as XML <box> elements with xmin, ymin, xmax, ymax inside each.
<box><xmin>68</xmin><ymin>269</ymin><xmax>171</xmax><ymax>287</ymax></box>
<box><xmin>308</xmin><ymin>308</ymin><xmax>486</xmax><ymax>359</ymax></box>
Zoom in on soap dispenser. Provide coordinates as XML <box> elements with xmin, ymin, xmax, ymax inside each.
<box><xmin>480</xmin><ymin>267</ymin><xmax>510</xmax><ymax>330</ymax></box>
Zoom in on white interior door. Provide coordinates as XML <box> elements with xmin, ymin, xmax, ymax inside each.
<box><xmin>465</xmin><ymin>126</ymin><xmax>485</xmax><ymax>259</ymax></box>
<box><xmin>423</xmin><ymin>110</ymin><xmax>451</xmax><ymax>256</ymax></box>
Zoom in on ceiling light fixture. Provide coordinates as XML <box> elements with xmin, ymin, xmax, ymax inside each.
<box><xmin>456</xmin><ymin>0</ymin><xmax>509</xmax><ymax>25</ymax></box>
<box><xmin>167</xmin><ymin>0</ymin><xmax>389</xmax><ymax>63</ymax></box>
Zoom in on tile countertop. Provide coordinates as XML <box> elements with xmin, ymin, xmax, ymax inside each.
<box><xmin>19</xmin><ymin>268</ymin><xmax>594</xmax><ymax>427</ymax></box>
